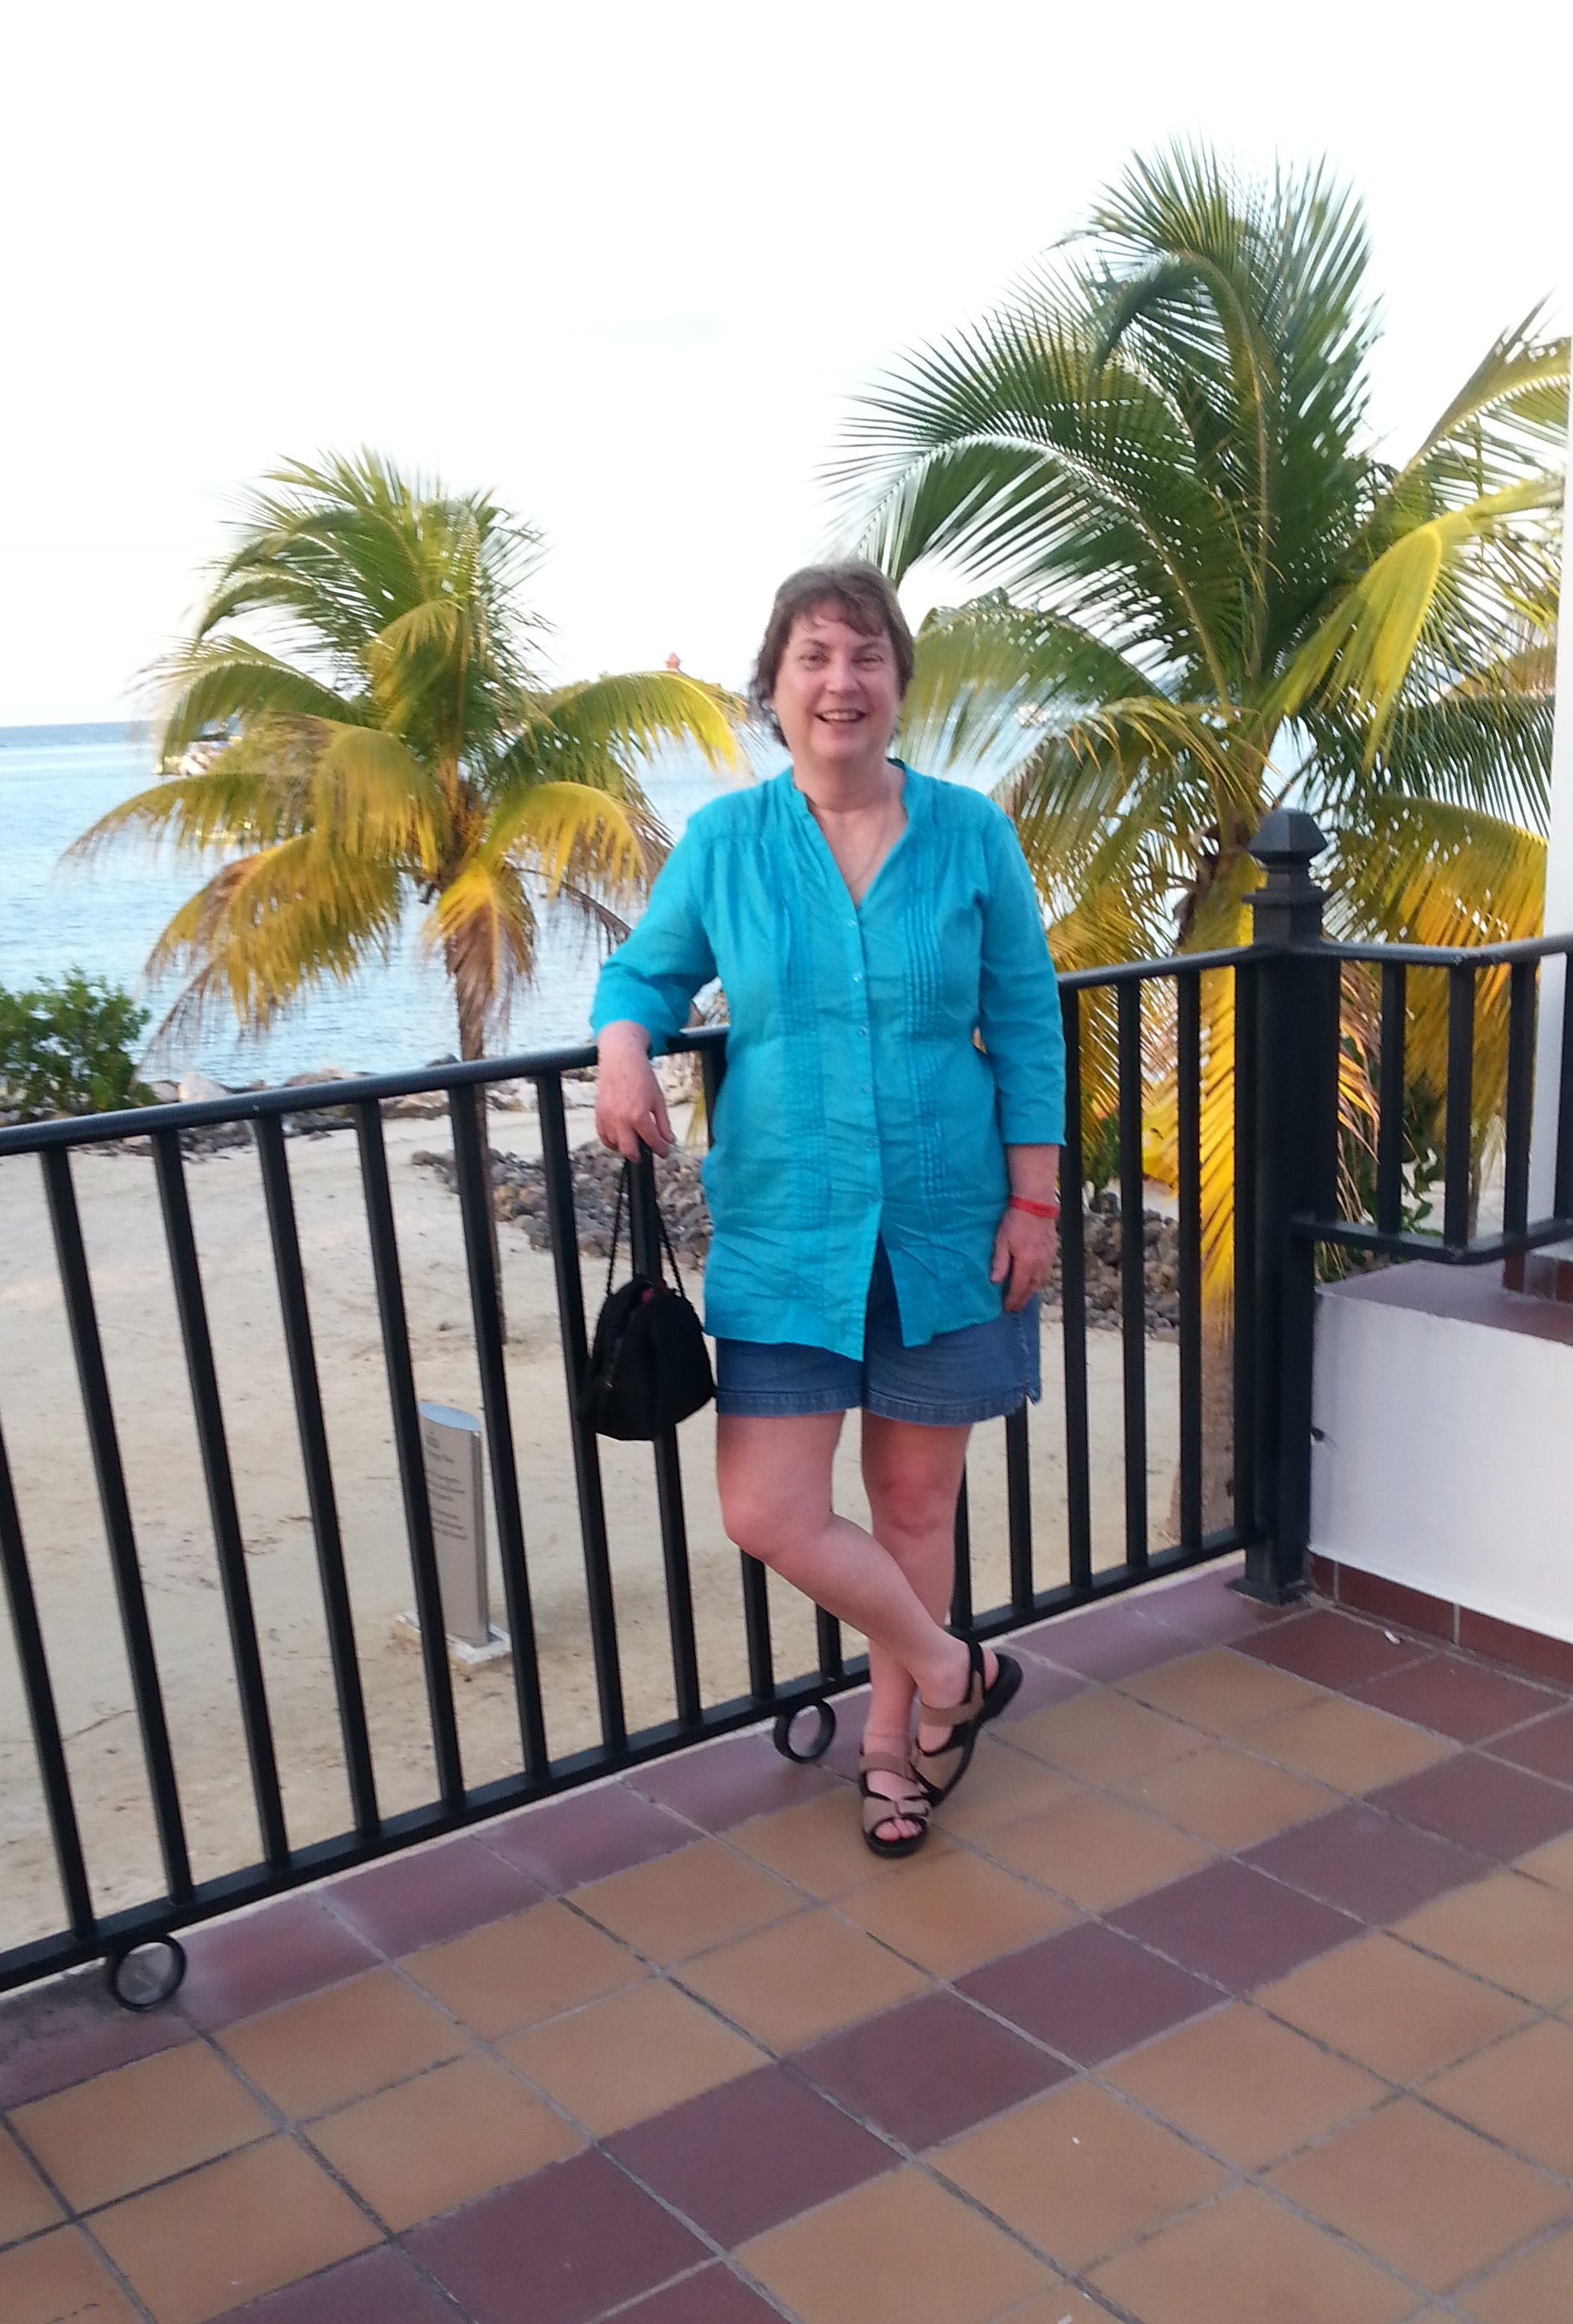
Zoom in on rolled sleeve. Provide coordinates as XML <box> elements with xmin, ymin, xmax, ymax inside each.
<box><xmin>589</xmin><ymin>831</ymin><xmax>717</xmax><ymax>1052</ymax></box>
<box><xmin>978</xmin><ymin>806</ymin><xmax>1066</xmax><ymax>1144</ymax></box>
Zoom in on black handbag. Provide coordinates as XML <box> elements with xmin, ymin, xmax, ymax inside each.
<box><xmin>579</xmin><ymin>1162</ymin><xmax>715</xmax><ymax>1440</ymax></box>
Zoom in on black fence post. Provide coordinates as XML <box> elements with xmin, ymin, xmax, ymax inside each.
<box><xmin>1238</xmin><ymin>809</ymin><xmax>1329</xmax><ymax>1605</ymax></box>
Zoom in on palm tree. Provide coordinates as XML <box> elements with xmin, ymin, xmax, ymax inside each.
<box><xmin>75</xmin><ymin>452</ymin><xmax>745</xmax><ymax>1062</ymax></box>
<box><xmin>835</xmin><ymin>146</ymin><xmax>1566</xmax><ymax>1521</ymax></box>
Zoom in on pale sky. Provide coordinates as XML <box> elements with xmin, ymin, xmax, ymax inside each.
<box><xmin>2</xmin><ymin>0</ymin><xmax>1566</xmax><ymax>726</ymax></box>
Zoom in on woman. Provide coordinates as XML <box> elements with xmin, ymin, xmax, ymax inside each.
<box><xmin>593</xmin><ymin>564</ymin><xmax>1064</xmax><ymax>1855</ymax></box>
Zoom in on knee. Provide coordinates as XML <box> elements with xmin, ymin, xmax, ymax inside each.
<box><xmin>720</xmin><ymin>1480</ymin><xmax>817</xmax><ymax>1572</ymax></box>
<box><xmin>872</xmin><ymin>1477</ymin><xmax>957</xmax><ymax>1550</ymax></box>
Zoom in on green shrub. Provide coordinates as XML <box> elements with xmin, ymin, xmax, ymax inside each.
<box><xmin>0</xmin><ymin>972</ymin><xmax>153</xmax><ymax>1120</ymax></box>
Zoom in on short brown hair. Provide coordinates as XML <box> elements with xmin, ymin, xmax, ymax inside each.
<box><xmin>750</xmin><ymin>562</ymin><xmax>914</xmax><ymax>738</ymax></box>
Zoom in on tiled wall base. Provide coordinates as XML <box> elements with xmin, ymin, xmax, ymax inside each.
<box><xmin>1312</xmin><ymin>1557</ymin><xmax>1573</xmax><ymax>1688</ymax></box>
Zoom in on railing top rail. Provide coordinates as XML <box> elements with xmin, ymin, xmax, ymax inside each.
<box><xmin>1319</xmin><ymin>930</ymin><xmax>1573</xmax><ymax>970</ymax></box>
<box><xmin>1056</xmin><ymin>943</ymin><xmax>1255</xmax><ymax>992</ymax></box>
<box><xmin>0</xmin><ymin>1027</ymin><xmax>720</xmax><ymax>1157</ymax></box>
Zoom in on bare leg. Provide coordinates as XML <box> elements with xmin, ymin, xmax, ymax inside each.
<box><xmin>860</xmin><ymin>1410</ymin><xmax>971</xmax><ymax>1735</ymax></box>
<box><xmin>716</xmin><ymin>1410</ymin><xmax>972</xmax><ymax>1817</ymax></box>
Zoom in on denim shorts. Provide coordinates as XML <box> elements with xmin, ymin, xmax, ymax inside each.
<box><xmin>714</xmin><ymin>1240</ymin><xmax>1040</xmax><ymax>1426</ymax></box>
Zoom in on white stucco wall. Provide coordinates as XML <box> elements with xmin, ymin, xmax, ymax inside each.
<box><xmin>1310</xmin><ymin>1270</ymin><xmax>1573</xmax><ymax>1640</ymax></box>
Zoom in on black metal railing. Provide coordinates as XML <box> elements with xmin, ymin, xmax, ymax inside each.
<box><xmin>2</xmin><ymin>809</ymin><xmax>1570</xmax><ymax>1999</ymax></box>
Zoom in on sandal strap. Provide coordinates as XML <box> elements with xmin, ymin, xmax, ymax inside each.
<box><xmin>917</xmin><ymin>1649</ymin><xmax>984</xmax><ymax>1729</ymax></box>
<box><xmin>860</xmin><ymin>1747</ymin><xmax>918</xmax><ymax>1782</ymax></box>
<box><xmin>862</xmin><ymin>1787</ymin><xmax>929</xmax><ymax>1835</ymax></box>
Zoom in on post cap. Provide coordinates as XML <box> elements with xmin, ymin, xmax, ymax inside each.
<box><xmin>1249</xmin><ymin>809</ymin><xmax>1328</xmax><ymax>874</ymax></box>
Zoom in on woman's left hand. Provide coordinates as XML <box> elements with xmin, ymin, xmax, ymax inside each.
<box><xmin>990</xmin><ymin>1206</ymin><xmax>1057</xmax><ymax>1311</ymax></box>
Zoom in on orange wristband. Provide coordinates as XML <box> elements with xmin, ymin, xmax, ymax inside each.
<box><xmin>1009</xmin><ymin>1196</ymin><xmax>1060</xmax><ymax>1220</ymax></box>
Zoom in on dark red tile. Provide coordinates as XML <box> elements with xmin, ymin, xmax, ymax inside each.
<box><xmin>1350</xmin><ymin>1656</ymin><xmax>1558</xmax><ymax>1743</ymax></box>
<box><xmin>483</xmin><ymin>1783</ymin><xmax>697</xmax><ymax>1891</ymax></box>
<box><xmin>326</xmin><ymin>1834</ymin><xmax>543</xmax><ymax>1954</ymax></box>
<box><xmin>958</xmin><ymin>1921</ymin><xmax>1219</xmax><ymax>2065</ymax></box>
<box><xmin>1328</xmin><ymin>1565</ymin><xmax>1455</xmax><ymax>1642</ymax></box>
<box><xmin>1162</xmin><ymin>1582</ymin><xmax>1295</xmax><ymax>1648</ymax></box>
<box><xmin>1244</xmin><ymin>1804</ymin><xmax>1485</xmax><ymax>1922</ymax></box>
<box><xmin>797</xmin><ymin>1987</ymin><xmax>1071</xmax><ymax>2150</ymax></box>
<box><xmin>612</xmin><ymin>2263</ymin><xmax>787</xmax><ymax>2324</ymax></box>
<box><xmin>1369</xmin><ymin>1751</ymin><xmax>1573</xmax><ymax>1860</ymax></box>
<box><xmin>1458</xmin><ymin>1607</ymin><xmax>1573</xmax><ymax>1688</ymax></box>
<box><xmin>1235</xmin><ymin>1609</ymin><xmax>1432</xmax><ymax>1691</ymax></box>
<box><xmin>1014</xmin><ymin>1604</ymin><xmax>1196</xmax><ymax>1682</ymax></box>
<box><xmin>1486</xmin><ymin>1706</ymin><xmax>1573</xmax><ymax>1787</ymax></box>
<box><xmin>0</xmin><ymin>1963</ymin><xmax>190</xmax><ymax>2107</ymax></box>
<box><xmin>607</xmin><ymin>2062</ymin><xmax>894</xmax><ymax>2247</ymax></box>
<box><xmin>178</xmin><ymin>1894</ymin><xmax>381</xmax><ymax>2030</ymax></box>
<box><xmin>628</xmin><ymin>1730</ymin><xmax>837</xmax><ymax>1831</ymax></box>
<box><xmin>409</xmin><ymin>2148</ymin><xmax>704</xmax><ymax>2324</ymax></box>
<box><xmin>1110</xmin><ymin>1860</ymin><xmax>1361</xmax><ymax>1990</ymax></box>
<box><xmin>216</xmin><ymin>2245</ymin><xmax>453</xmax><ymax>2323</ymax></box>
<box><xmin>991</xmin><ymin>1651</ymin><xmax>1089</xmax><ymax>1721</ymax></box>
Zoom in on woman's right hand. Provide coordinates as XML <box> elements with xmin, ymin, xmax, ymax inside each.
<box><xmin>595</xmin><ymin>1021</ymin><xmax>676</xmax><ymax>1161</ymax></box>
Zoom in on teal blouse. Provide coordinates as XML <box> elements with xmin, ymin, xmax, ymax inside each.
<box><xmin>590</xmin><ymin>765</ymin><xmax>1065</xmax><ymax>1358</ymax></box>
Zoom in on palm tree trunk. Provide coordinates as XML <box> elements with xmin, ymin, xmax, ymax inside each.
<box><xmin>452</xmin><ymin>957</ymin><xmax>508</xmax><ymax>1346</ymax></box>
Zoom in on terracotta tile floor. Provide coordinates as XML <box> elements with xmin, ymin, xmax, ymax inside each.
<box><xmin>5</xmin><ymin>1562</ymin><xmax>1573</xmax><ymax>2322</ymax></box>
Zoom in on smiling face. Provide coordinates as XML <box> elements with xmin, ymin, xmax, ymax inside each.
<box><xmin>769</xmin><ymin>606</ymin><xmax>903</xmax><ymax>773</ymax></box>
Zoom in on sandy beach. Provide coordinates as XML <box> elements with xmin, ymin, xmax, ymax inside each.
<box><xmin>0</xmin><ymin>1106</ymin><xmax>1180</xmax><ymax>1954</ymax></box>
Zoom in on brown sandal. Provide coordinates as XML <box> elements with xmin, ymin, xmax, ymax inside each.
<box><xmin>858</xmin><ymin>1747</ymin><xmax>932</xmax><ymax>1860</ymax></box>
<box><xmin>912</xmin><ymin>1641</ymin><xmax>1023</xmax><ymax>1806</ymax></box>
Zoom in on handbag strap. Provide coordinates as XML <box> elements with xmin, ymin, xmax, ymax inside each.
<box><xmin>605</xmin><ymin>1154</ymin><xmax>690</xmax><ymax>1299</ymax></box>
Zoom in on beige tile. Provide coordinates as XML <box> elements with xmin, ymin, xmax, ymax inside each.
<box><xmin>1396</xmin><ymin>1872</ymin><xmax>1573</xmax><ymax>2009</ymax></box>
<box><xmin>1118</xmin><ymin>1646</ymin><xmax>1326</xmax><ymax>1734</ymax></box>
<box><xmin>739</xmin><ymin>2165</ymin><xmax>1052</xmax><ymax>2324</ymax></box>
<box><xmin>93</xmin><ymin>2135</ymin><xmax>378</xmax><ymax>2324</ymax></box>
<box><xmin>503</xmin><ymin>1979</ymin><xmax>764</xmax><ymax>2135</ymax></box>
<box><xmin>935</xmin><ymin>2078</ymin><xmax>1228</xmax><ymax>2270</ymax></box>
<box><xmin>980</xmin><ymin>1789</ymin><xmax>1213</xmax><ymax>1912</ymax></box>
<box><xmin>309</xmin><ymin>2052</ymin><xmax>580</xmax><ymax>2229</ymax></box>
<box><xmin>1248</xmin><ymin>1696</ymin><xmax>1455</xmax><ymax>1792</ymax></box>
<box><xmin>1007</xmin><ymin>1689</ymin><xmax>1199</xmax><ymax>1782</ymax></box>
<box><xmin>1091</xmin><ymin>2185</ymin><xmax>1424</xmax><ymax>2324</ymax></box>
<box><xmin>1516</xmin><ymin>1829</ymin><xmax>1573</xmax><ymax>1896</ymax></box>
<box><xmin>991</xmin><ymin>2290</ymin><xmax>1115</xmax><ymax>2324</ymax></box>
<box><xmin>573</xmin><ymin>1837</ymin><xmax>799</xmax><ymax>1965</ymax></box>
<box><xmin>0</xmin><ymin>2227</ymin><xmax>141</xmax><ymax>2324</ymax></box>
<box><xmin>1268</xmin><ymin>2096</ymin><xmax>1568</xmax><ymax>2293</ymax></box>
<box><xmin>837</xmin><ymin>1850</ymin><xmax>1074</xmax><ymax>1978</ymax></box>
<box><xmin>218</xmin><ymin>1966</ymin><xmax>464</xmax><ymax>2118</ymax></box>
<box><xmin>0</xmin><ymin>2124</ymin><xmax>61</xmax><ymax>2245</ymax></box>
<box><xmin>1259</xmin><ymin>1930</ymin><xmax>1533</xmax><ymax>2082</ymax></box>
<box><xmin>1106</xmin><ymin>2003</ymin><xmax>1385</xmax><ymax>2168</ymax></box>
<box><xmin>13</xmin><ymin>2039</ymin><xmax>272</xmax><ymax>2211</ymax></box>
<box><xmin>729</xmin><ymin>1789</ymin><xmax>955</xmax><ymax>1898</ymax></box>
<box><xmin>1106</xmin><ymin>1739</ymin><xmax>1343</xmax><ymax>1849</ymax></box>
<box><xmin>404</xmin><ymin>1897</ymin><xmax>644</xmax><ymax>2037</ymax></box>
<box><xmin>1461</xmin><ymin>2225</ymin><xmax>1573</xmax><ymax>2323</ymax></box>
<box><xmin>1426</xmin><ymin>2019</ymin><xmax>1573</xmax><ymax>2176</ymax></box>
<box><xmin>679</xmin><ymin>1906</ymin><xmax>928</xmax><ymax>2051</ymax></box>
<box><xmin>929</xmin><ymin>1742</ymin><xmax>1085</xmax><ymax>1840</ymax></box>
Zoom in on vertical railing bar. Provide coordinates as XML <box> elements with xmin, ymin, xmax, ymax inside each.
<box><xmin>1443</xmin><ymin>965</ymin><xmax>1475</xmax><ymax>1249</ymax></box>
<box><xmin>1175</xmin><ymin>971</ymin><xmax>1203</xmax><ymax>1553</ymax></box>
<box><xmin>447</xmin><ymin>1087</ymin><xmax>549</xmax><ymax>1777</ymax></box>
<box><xmin>254</xmin><ymin>1113</ymin><xmax>381</xmax><ymax>1835</ymax></box>
<box><xmin>353</xmin><ymin>1103</ymin><xmax>465</xmax><ymax>1813</ymax></box>
<box><xmin>699</xmin><ymin>1042</ymin><xmax>774</xmax><ymax>1702</ymax></box>
<box><xmin>153</xmin><ymin>1131</ymin><xmax>290</xmax><ymax>1869</ymax></box>
<box><xmin>534</xmin><ymin>1074</ymin><xmax>628</xmax><ymax>1753</ymax></box>
<box><xmin>948</xmin><ymin>1467</ymin><xmax>973</xmax><ymax>1634</ymax></box>
<box><xmin>1316</xmin><ymin>956</ymin><xmax>1343</xmax><ymax>1222</ymax></box>
<box><xmin>1232</xmin><ymin>962</ymin><xmax>1259</xmax><ymax>1543</ymax></box>
<box><xmin>1503</xmin><ymin>961</ymin><xmax>1535</xmax><ymax>1240</ymax></box>
<box><xmin>0</xmin><ymin>1413</ymin><xmax>96</xmax><ymax>1940</ymax></box>
<box><xmin>627</xmin><ymin>1150</ymin><xmax>703</xmax><ymax>1730</ymax></box>
<box><xmin>1004</xmin><ymin>1405</ymin><xmax>1033</xmax><ymax>1616</ymax></box>
<box><xmin>1556</xmin><ymin>951</ymin><xmax>1573</xmax><ymax>1220</ymax></box>
<box><xmin>40</xmin><ymin>1147</ymin><xmax>194</xmax><ymax>1903</ymax></box>
<box><xmin>816</xmin><ymin>1604</ymin><xmax>845</xmax><ymax>1684</ymax></box>
<box><xmin>1058</xmin><ymin>988</ymin><xmax>1092</xmax><ymax>1592</ymax></box>
<box><xmin>1376</xmin><ymin>961</ymin><xmax>1407</xmax><ymax>1237</ymax></box>
<box><xmin>1115</xmin><ymin>981</ymin><xmax>1149</xmax><ymax>1576</ymax></box>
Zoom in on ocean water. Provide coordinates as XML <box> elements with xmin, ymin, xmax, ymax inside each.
<box><xmin>0</xmin><ymin>722</ymin><xmax>753</xmax><ymax>1086</ymax></box>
